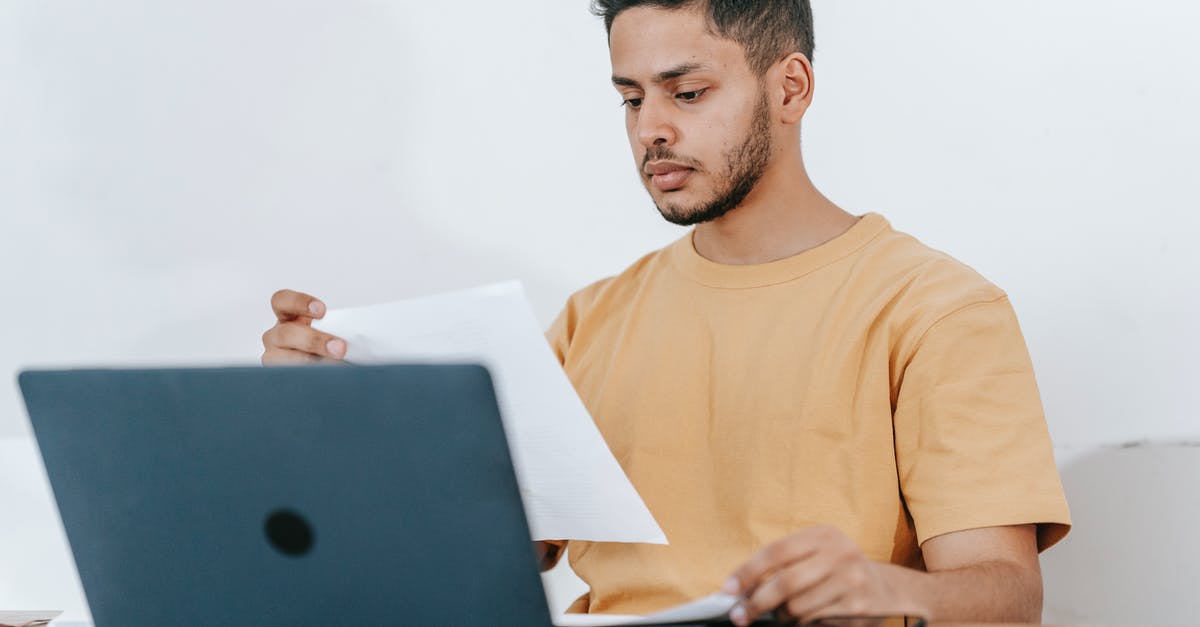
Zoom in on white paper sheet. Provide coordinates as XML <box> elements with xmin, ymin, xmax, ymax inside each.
<box><xmin>552</xmin><ymin>593</ymin><xmax>739</xmax><ymax>626</ymax></box>
<box><xmin>0</xmin><ymin>610</ymin><xmax>62</xmax><ymax>627</ymax></box>
<box><xmin>313</xmin><ymin>282</ymin><xmax>667</xmax><ymax>545</ymax></box>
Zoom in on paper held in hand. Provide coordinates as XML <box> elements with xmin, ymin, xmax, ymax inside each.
<box><xmin>552</xmin><ymin>593</ymin><xmax>740</xmax><ymax>626</ymax></box>
<box><xmin>313</xmin><ymin>281</ymin><xmax>666</xmax><ymax>545</ymax></box>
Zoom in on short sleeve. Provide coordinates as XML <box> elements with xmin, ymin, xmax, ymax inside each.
<box><xmin>893</xmin><ymin>296</ymin><xmax>1071</xmax><ymax>552</ymax></box>
<box><xmin>545</xmin><ymin>307</ymin><xmax>571</xmax><ymax>366</ymax></box>
<box><xmin>544</xmin><ymin>277</ymin><xmax>616</xmax><ymax>366</ymax></box>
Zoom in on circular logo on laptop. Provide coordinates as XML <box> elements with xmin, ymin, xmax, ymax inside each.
<box><xmin>264</xmin><ymin>509</ymin><xmax>315</xmax><ymax>557</ymax></box>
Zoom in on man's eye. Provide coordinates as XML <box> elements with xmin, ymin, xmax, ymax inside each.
<box><xmin>676</xmin><ymin>89</ymin><xmax>707</xmax><ymax>102</ymax></box>
<box><xmin>621</xmin><ymin>98</ymin><xmax>643</xmax><ymax>109</ymax></box>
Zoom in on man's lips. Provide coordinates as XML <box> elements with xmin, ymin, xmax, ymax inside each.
<box><xmin>644</xmin><ymin>161</ymin><xmax>695</xmax><ymax>192</ymax></box>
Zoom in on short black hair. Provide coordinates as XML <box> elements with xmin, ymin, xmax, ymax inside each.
<box><xmin>590</xmin><ymin>0</ymin><xmax>814</xmax><ymax>75</ymax></box>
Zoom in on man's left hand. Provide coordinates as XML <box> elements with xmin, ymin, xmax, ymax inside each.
<box><xmin>722</xmin><ymin>525</ymin><xmax>926</xmax><ymax>626</ymax></box>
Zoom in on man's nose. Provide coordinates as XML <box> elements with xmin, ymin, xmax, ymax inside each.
<box><xmin>635</xmin><ymin>98</ymin><xmax>677</xmax><ymax>149</ymax></box>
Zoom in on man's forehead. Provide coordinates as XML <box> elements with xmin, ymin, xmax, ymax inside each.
<box><xmin>608</xmin><ymin>6</ymin><xmax>743</xmax><ymax>81</ymax></box>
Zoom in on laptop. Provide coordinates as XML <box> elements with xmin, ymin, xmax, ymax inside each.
<box><xmin>18</xmin><ymin>364</ymin><xmax>555</xmax><ymax>626</ymax></box>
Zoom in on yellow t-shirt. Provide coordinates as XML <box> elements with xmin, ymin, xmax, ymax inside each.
<box><xmin>545</xmin><ymin>213</ymin><xmax>1071</xmax><ymax>615</ymax></box>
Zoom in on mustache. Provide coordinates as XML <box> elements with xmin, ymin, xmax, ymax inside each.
<box><xmin>641</xmin><ymin>147</ymin><xmax>703</xmax><ymax>171</ymax></box>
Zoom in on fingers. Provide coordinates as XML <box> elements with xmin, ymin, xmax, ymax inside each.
<box><xmin>728</xmin><ymin>527</ymin><xmax>890</xmax><ymax>627</ymax></box>
<box><xmin>271</xmin><ymin>289</ymin><xmax>326</xmax><ymax>322</ymax></box>
<box><xmin>725</xmin><ymin>528</ymin><xmax>823</xmax><ymax>599</ymax></box>
<box><xmin>263</xmin><ymin>289</ymin><xmax>341</xmax><ymax>365</ymax></box>
<box><xmin>262</xmin><ymin>321</ymin><xmax>347</xmax><ymax>361</ymax></box>
<box><xmin>735</xmin><ymin>561</ymin><xmax>830</xmax><ymax>624</ymax></box>
<box><xmin>261</xmin><ymin>347</ymin><xmax>337</xmax><ymax>366</ymax></box>
<box><xmin>804</xmin><ymin>597</ymin><xmax>877</xmax><ymax>625</ymax></box>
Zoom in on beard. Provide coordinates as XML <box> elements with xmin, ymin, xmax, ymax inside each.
<box><xmin>644</xmin><ymin>91</ymin><xmax>773</xmax><ymax>227</ymax></box>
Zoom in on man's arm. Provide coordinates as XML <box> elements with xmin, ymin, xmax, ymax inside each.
<box><xmin>724</xmin><ymin>524</ymin><xmax>1042</xmax><ymax>625</ymax></box>
<box><xmin>893</xmin><ymin>524</ymin><xmax>1042</xmax><ymax>622</ymax></box>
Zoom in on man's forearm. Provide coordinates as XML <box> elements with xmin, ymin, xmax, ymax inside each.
<box><xmin>879</xmin><ymin>559</ymin><xmax>1043</xmax><ymax>623</ymax></box>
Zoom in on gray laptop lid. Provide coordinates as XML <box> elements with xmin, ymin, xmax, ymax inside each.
<box><xmin>19</xmin><ymin>364</ymin><xmax>553</xmax><ymax>626</ymax></box>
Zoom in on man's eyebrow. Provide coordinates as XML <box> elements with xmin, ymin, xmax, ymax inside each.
<box><xmin>611</xmin><ymin>62</ymin><xmax>711</xmax><ymax>88</ymax></box>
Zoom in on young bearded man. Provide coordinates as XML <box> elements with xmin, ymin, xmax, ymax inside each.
<box><xmin>261</xmin><ymin>1</ymin><xmax>1071</xmax><ymax>623</ymax></box>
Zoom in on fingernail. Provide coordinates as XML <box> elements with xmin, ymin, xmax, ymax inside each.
<box><xmin>327</xmin><ymin>339</ymin><xmax>345</xmax><ymax>358</ymax></box>
<box><xmin>309</xmin><ymin>300</ymin><xmax>326</xmax><ymax>317</ymax></box>
<box><xmin>721</xmin><ymin>577</ymin><xmax>740</xmax><ymax>595</ymax></box>
<box><xmin>730</xmin><ymin>605</ymin><xmax>747</xmax><ymax>625</ymax></box>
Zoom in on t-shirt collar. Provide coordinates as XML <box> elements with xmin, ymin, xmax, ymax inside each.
<box><xmin>667</xmin><ymin>212</ymin><xmax>891</xmax><ymax>289</ymax></box>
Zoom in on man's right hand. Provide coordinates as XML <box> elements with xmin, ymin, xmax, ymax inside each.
<box><xmin>261</xmin><ymin>289</ymin><xmax>348</xmax><ymax>365</ymax></box>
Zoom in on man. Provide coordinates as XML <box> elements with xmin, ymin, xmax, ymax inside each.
<box><xmin>261</xmin><ymin>1</ymin><xmax>1071</xmax><ymax>624</ymax></box>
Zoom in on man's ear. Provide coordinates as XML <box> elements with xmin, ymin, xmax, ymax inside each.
<box><xmin>777</xmin><ymin>53</ymin><xmax>814</xmax><ymax>125</ymax></box>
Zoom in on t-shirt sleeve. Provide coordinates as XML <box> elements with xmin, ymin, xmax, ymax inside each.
<box><xmin>893</xmin><ymin>296</ymin><xmax>1071</xmax><ymax>552</ymax></box>
<box><xmin>545</xmin><ymin>306</ymin><xmax>571</xmax><ymax>366</ymax></box>
<box><xmin>544</xmin><ymin>277</ymin><xmax>615</xmax><ymax>366</ymax></box>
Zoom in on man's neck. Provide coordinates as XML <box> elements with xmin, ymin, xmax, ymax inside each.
<box><xmin>691</xmin><ymin>154</ymin><xmax>857</xmax><ymax>266</ymax></box>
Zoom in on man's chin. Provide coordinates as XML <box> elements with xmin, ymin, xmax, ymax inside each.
<box><xmin>649</xmin><ymin>190</ymin><xmax>705</xmax><ymax>226</ymax></box>
<box><xmin>656</xmin><ymin>204</ymin><xmax>716</xmax><ymax>227</ymax></box>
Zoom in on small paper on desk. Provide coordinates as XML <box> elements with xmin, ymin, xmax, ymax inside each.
<box><xmin>552</xmin><ymin>593</ymin><xmax>739</xmax><ymax>626</ymax></box>
<box><xmin>313</xmin><ymin>282</ymin><xmax>667</xmax><ymax>545</ymax></box>
<box><xmin>0</xmin><ymin>611</ymin><xmax>62</xmax><ymax>627</ymax></box>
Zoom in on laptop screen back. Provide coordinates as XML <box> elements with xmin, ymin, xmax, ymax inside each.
<box><xmin>19</xmin><ymin>364</ymin><xmax>552</xmax><ymax>626</ymax></box>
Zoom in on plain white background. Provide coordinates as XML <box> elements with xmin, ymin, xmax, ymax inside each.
<box><xmin>2</xmin><ymin>0</ymin><xmax>1198</xmax><ymax>623</ymax></box>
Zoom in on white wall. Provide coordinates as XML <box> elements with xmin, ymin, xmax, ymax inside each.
<box><xmin>2</xmin><ymin>0</ymin><xmax>1197</xmax><ymax>622</ymax></box>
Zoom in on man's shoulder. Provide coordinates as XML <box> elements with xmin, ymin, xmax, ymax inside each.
<box><xmin>560</xmin><ymin>239</ymin><xmax>678</xmax><ymax>313</ymax></box>
<box><xmin>855</xmin><ymin>220</ymin><xmax>1019</xmax><ymax>362</ymax></box>
<box><xmin>545</xmin><ymin>242</ymin><xmax>677</xmax><ymax>359</ymax></box>
<box><xmin>864</xmin><ymin>220</ymin><xmax>1009</xmax><ymax>315</ymax></box>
